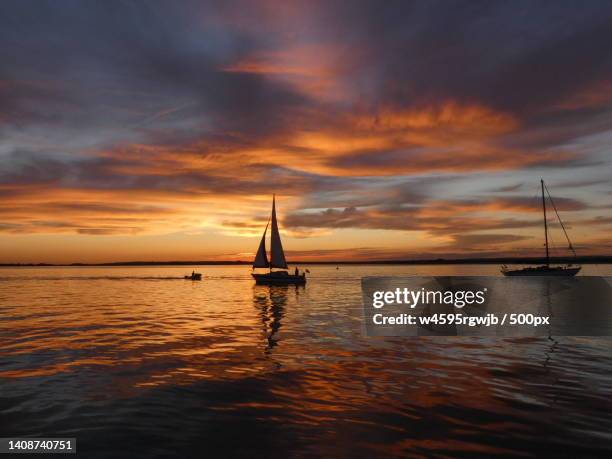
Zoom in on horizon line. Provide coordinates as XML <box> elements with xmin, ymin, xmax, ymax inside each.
<box><xmin>2</xmin><ymin>255</ymin><xmax>612</xmax><ymax>267</ymax></box>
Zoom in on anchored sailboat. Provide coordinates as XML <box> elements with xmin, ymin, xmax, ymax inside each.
<box><xmin>252</xmin><ymin>195</ymin><xmax>306</xmax><ymax>285</ymax></box>
<box><xmin>501</xmin><ymin>179</ymin><xmax>581</xmax><ymax>276</ymax></box>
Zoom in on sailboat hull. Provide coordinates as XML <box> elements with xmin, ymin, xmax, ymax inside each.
<box><xmin>501</xmin><ymin>265</ymin><xmax>581</xmax><ymax>277</ymax></box>
<box><xmin>252</xmin><ymin>272</ymin><xmax>306</xmax><ymax>285</ymax></box>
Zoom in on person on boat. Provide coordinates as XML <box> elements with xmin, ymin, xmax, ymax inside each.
<box><xmin>294</xmin><ymin>267</ymin><xmax>299</xmax><ymax>276</ymax></box>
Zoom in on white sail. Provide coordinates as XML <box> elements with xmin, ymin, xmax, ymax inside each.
<box><xmin>252</xmin><ymin>221</ymin><xmax>269</xmax><ymax>268</ymax></box>
<box><xmin>269</xmin><ymin>195</ymin><xmax>288</xmax><ymax>269</ymax></box>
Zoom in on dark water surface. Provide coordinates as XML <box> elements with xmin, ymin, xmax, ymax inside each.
<box><xmin>1</xmin><ymin>265</ymin><xmax>612</xmax><ymax>458</ymax></box>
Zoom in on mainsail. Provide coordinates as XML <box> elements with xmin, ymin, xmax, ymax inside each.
<box><xmin>269</xmin><ymin>195</ymin><xmax>288</xmax><ymax>269</ymax></box>
<box><xmin>252</xmin><ymin>221</ymin><xmax>269</xmax><ymax>268</ymax></box>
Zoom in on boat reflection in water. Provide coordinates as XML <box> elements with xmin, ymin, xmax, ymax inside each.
<box><xmin>253</xmin><ymin>285</ymin><xmax>302</xmax><ymax>352</ymax></box>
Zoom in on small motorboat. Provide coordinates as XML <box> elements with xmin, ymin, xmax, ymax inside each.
<box><xmin>184</xmin><ymin>272</ymin><xmax>202</xmax><ymax>280</ymax></box>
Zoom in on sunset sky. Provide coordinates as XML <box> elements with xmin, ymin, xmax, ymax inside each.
<box><xmin>1</xmin><ymin>0</ymin><xmax>611</xmax><ymax>263</ymax></box>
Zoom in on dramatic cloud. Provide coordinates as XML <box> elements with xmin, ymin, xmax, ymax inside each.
<box><xmin>0</xmin><ymin>0</ymin><xmax>611</xmax><ymax>262</ymax></box>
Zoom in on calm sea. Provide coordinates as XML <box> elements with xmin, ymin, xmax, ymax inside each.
<box><xmin>1</xmin><ymin>265</ymin><xmax>611</xmax><ymax>458</ymax></box>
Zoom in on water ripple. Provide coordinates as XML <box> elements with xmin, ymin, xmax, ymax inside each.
<box><xmin>1</xmin><ymin>265</ymin><xmax>611</xmax><ymax>457</ymax></box>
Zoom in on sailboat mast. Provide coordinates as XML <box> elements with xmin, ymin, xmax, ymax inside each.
<box><xmin>269</xmin><ymin>194</ymin><xmax>274</xmax><ymax>273</ymax></box>
<box><xmin>541</xmin><ymin>179</ymin><xmax>549</xmax><ymax>267</ymax></box>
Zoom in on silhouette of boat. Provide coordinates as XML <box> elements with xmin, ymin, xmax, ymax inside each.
<box><xmin>501</xmin><ymin>179</ymin><xmax>581</xmax><ymax>276</ymax></box>
<box><xmin>184</xmin><ymin>271</ymin><xmax>202</xmax><ymax>280</ymax></box>
<box><xmin>252</xmin><ymin>195</ymin><xmax>306</xmax><ymax>285</ymax></box>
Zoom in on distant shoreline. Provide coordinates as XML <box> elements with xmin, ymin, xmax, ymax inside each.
<box><xmin>2</xmin><ymin>256</ymin><xmax>611</xmax><ymax>267</ymax></box>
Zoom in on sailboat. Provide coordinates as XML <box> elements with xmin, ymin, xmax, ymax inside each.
<box><xmin>501</xmin><ymin>179</ymin><xmax>581</xmax><ymax>276</ymax></box>
<box><xmin>252</xmin><ymin>195</ymin><xmax>307</xmax><ymax>285</ymax></box>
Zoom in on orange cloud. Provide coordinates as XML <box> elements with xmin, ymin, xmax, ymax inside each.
<box><xmin>221</xmin><ymin>44</ymin><xmax>352</xmax><ymax>101</ymax></box>
<box><xmin>554</xmin><ymin>79</ymin><xmax>612</xmax><ymax>110</ymax></box>
<box><xmin>263</xmin><ymin>101</ymin><xmax>576</xmax><ymax>176</ymax></box>
<box><xmin>352</xmin><ymin>102</ymin><xmax>518</xmax><ymax>136</ymax></box>
<box><xmin>0</xmin><ymin>97</ymin><xmax>586</xmax><ymax>242</ymax></box>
